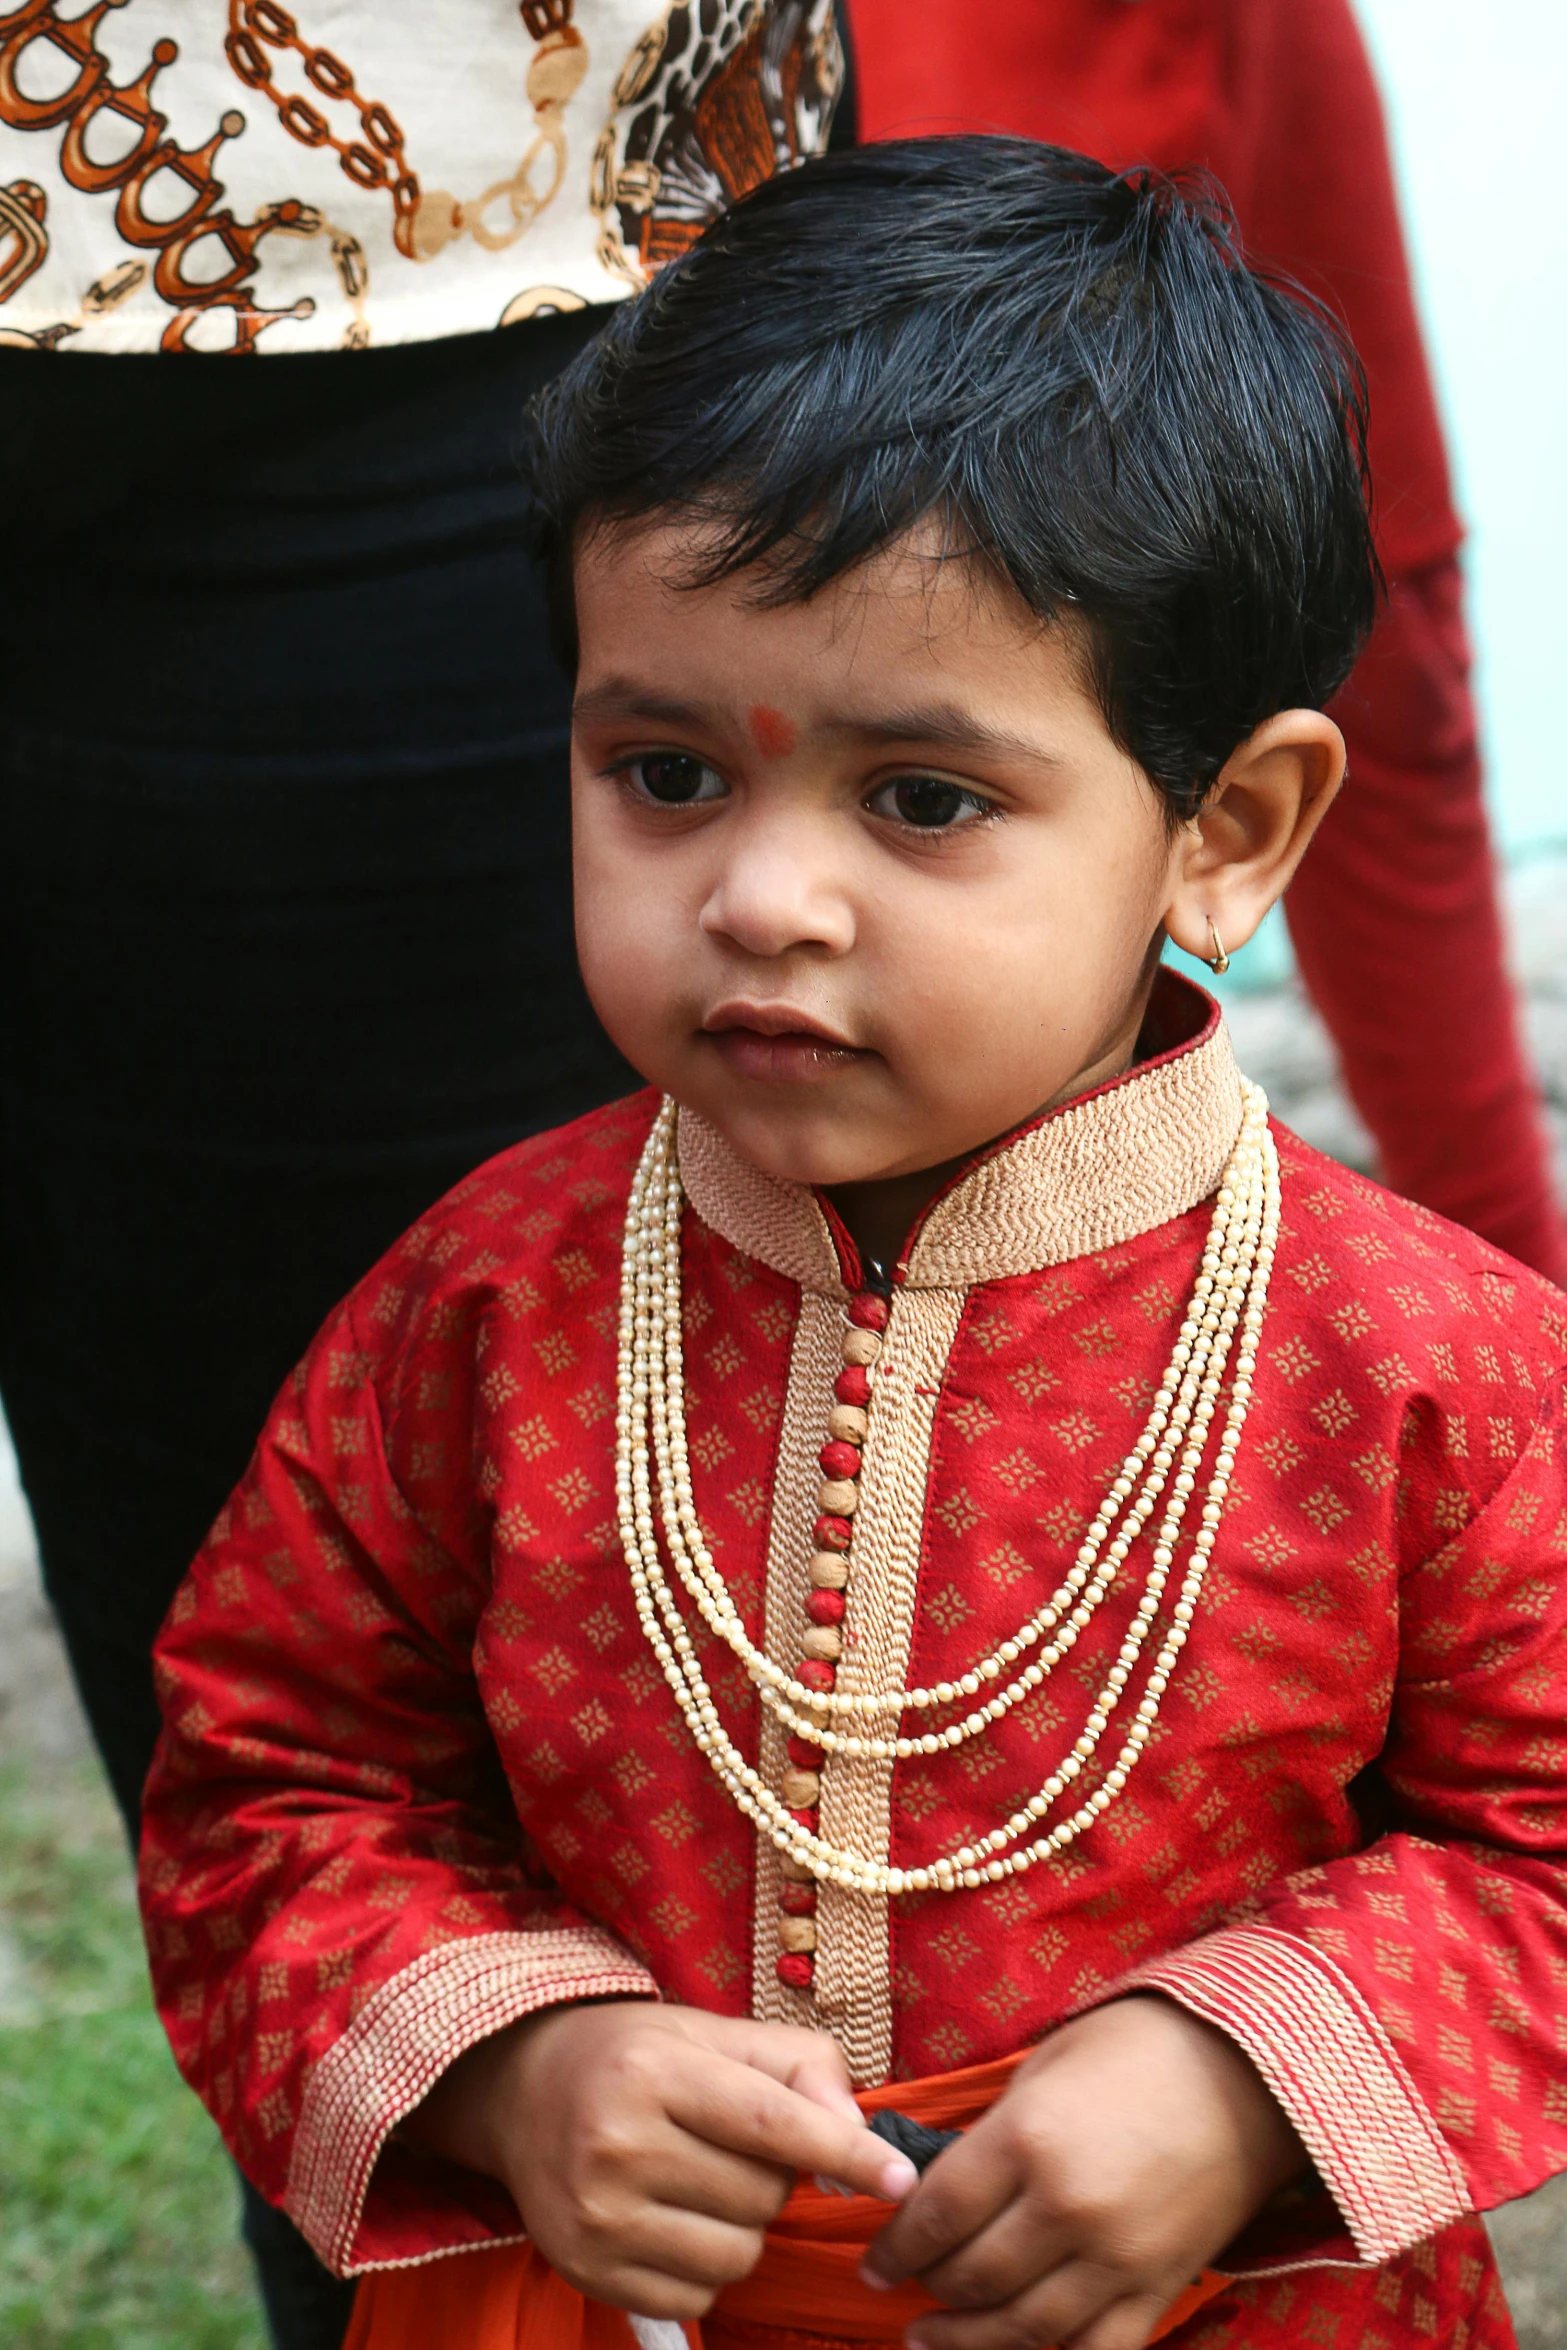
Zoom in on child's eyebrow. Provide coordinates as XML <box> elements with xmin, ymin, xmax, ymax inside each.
<box><xmin>572</xmin><ymin>680</ymin><xmax>717</xmax><ymax>732</ymax></box>
<box><xmin>572</xmin><ymin>681</ymin><xmax>1062</xmax><ymax>773</ymax></box>
<box><xmin>830</xmin><ymin>704</ymin><xmax>1064</xmax><ymax>771</ymax></box>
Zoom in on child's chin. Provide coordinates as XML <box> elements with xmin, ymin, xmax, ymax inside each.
<box><xmin>706</xmin><ymin>1104</ymin><xmax>890</xmax><ymax>1191</ymax></box>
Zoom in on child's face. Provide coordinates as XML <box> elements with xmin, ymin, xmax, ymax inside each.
<box><xmin>571</xmin><ymin>524</ymin><xmax>1327</xmax><ymax>1188</ymax></box>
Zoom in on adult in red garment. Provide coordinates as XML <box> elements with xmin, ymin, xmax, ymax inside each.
<box><xmin>845</xmin><ymin>0</ymin><xmax>1567</xmax><ymax>1288</ymax></box>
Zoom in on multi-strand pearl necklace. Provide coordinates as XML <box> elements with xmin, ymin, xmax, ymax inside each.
<box><xmin>615</xmin><ymin>1083</ymin><xmax>1278</xmax><ymax>1900</ymax></box>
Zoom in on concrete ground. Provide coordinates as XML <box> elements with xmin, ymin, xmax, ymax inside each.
<box><xmin>1</xmin><ymin>854</ymin><xmax>1564</xmax><ymax>2339</ymax></box>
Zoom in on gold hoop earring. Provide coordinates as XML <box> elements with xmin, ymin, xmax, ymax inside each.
<box><xmin>1206</xmin><ymin>921</ymin><xmax>1230</xmax><ymax>975</ymax></box>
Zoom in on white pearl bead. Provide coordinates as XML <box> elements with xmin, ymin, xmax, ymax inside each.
<box><xmin>611</xmin><ymin>1088</ymin><xmax>1274</xmax><ymax>1893</ymax></box>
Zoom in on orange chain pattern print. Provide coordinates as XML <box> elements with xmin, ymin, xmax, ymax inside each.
<box><xmin>224</xmin><ymin>0</ymin><xmax>421</xmax><ymax>256</ymax></box>
<box><xmin>224</xmin><ymin>0</ymin><xmax>582</xmax><ymax>262</ymax></box>
<box><xmin>0</xmin><ymin>173</ymin><xmax>45</xmax><ymax>303</ymax></box>
<box><xmin>0</xmin><ymin>0</ymin><xmax>312</xmax><ymax>348</ymax></box>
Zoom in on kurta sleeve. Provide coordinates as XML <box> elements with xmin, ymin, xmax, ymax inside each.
<box><xmin>138</xmin><ymin>1275</ymin><xmax>657</xmax><ymax>2278</ymax></box>
<box><xmin>1118</xmin><ymin>1364</ymin><xmax>1567</xmax><ymax>2267</ymax></box>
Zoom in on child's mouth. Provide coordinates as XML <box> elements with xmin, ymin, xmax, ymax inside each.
<box><xmin>706</xmin><ymin>1027</ymin><xmax>865</xmax><ymax>1083</ymax></box>
<box><xmin>702</xmin><ymin>1005</ymin><xmax>865</xmax><ymax>1084</ymax></box>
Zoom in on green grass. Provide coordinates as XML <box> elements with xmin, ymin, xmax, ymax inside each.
<box><xmin>0</xmin><ymin>1756</ymin><xmax>267</xmax><ymax>2349</ymax></box>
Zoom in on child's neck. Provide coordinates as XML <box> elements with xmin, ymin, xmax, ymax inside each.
<box><xmin>826</xmin><ymin>1159</ymin><xmax>967</xmax><ymax>1283</ymax></box>
<box><xmin>823</xmin><ymin>981</ymin><xmax>1165</xmax><ymax>1279</ymax></box>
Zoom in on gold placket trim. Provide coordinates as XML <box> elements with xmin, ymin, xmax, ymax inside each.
<box><xmin>751</xmin><ymin>1291</ymin><xmax>848</xmax><ymax>2031</ymax></box>
<box><xmin>747</xmin><ymin>1274</ymin><xmax>969</xmax><ymax>2083</ymax></box>
<box><xmin>812</xmin><ymin>1284</ymin><xmax>967</xmax><ymax>2087</ymax></box>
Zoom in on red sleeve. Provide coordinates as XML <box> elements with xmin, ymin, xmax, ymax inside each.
<box><xmin>138</xmin><ymin>1277</ymin><xmax>656</xmax><ymax>2278</ymax></box>
<box><xmin>1215</xmin><ymin>0</ymin><xmax>1458</xmax><ymax>575</ymax></box>
<box><xmin>1117</xmin><ymin>1361</ymin><xmax>1567</xmax><ymax>2268</ymax></box>
<box><xmin>848</xmin><ymin>0</ymin><xmax>1224</xmax><ymax>175</ymax></box>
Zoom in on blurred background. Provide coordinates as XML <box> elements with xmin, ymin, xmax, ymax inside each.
<box><xmin>1360</xmin><ymin>0</ymin><xmax>1564</xmax><ymax>868</ymax></box>
<box><xmin>1201</xmin><ymin>0</ymin><xmax>1567</xmax><ymax>1332</ymax></box>
<box><xmin>0</xmin><ymin>2</ymin><xmax>1563</xmax><ymax>2344</ymax></box>
<box><xmin>1210</xmin><ymin>0</ymin><xmax>1567</xmax><ymax>1138</ymax></box>
<box><xmin>1361</xmin><ymin>0</ymin><xmax>1564</xmax><ymax>866</ymax></box>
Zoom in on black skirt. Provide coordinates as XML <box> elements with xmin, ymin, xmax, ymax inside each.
<box><xmin>0</xmin><ymin>313</ymin><xmax>633</xmax><ymax>1822</ymax></box>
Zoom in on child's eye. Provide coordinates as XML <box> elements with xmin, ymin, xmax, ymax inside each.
<box><xmin>623</xmin><ymin>753</ymin><xmax>727</xmax><ymax>806</ymax></box>
<box><xmin>868</xmin><ymin>775</ymin><xmax>996</xmax><ymax>830</ymax></box>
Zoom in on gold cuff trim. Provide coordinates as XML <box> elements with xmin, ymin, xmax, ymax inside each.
<box><xmin>1123</xmin><ymin>1923</ymin><xmax>1471</xmax><ymax>2262</ymax></box>
<box><xmin>287</xmin><ymin>1928</ymin><xmax>657</xmax><ymax>2275</ymax></box>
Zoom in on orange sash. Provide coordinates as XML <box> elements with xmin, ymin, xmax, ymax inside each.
<box><xmin>346</xmin><ymin>2052</ymin><xmax>1229</xmax><ymax>2350</ymax></box>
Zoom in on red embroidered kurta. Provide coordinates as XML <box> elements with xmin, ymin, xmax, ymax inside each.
<box><xmin>140</xmin><ymin>977</ymin><xmax>1567</xmax><ymax>2345</ymax></box>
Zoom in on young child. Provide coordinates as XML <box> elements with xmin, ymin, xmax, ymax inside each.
<box><xmin>140</xmin><ymin>140</ymin><xmax>1567</xmax><ymax>2350</ymax></box>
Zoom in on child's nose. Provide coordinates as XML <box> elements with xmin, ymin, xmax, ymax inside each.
<box><xmin>698</xmin><ymin>820</ymin><xmax>856</xmax><ymax>960</ymax></box>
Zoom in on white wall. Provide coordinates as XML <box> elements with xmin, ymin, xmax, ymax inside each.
<box><xmin>1355</xmin><ymin>0</ymin><xmax>1567</xmax><ymax>855</ymax></box>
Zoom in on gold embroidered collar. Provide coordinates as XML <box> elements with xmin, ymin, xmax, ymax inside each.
<box><xmin>677</xmin><ymin>971</ymin><xmax>1243</xmax><ymax>1295</ymax></box>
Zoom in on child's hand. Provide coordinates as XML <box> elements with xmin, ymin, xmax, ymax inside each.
<box><xmin>405</xmin><ymin>2000</ymin><xmax>917</xmax><ymax>2319</ymax></box>
<box><xmin>861</xmin><ymin>1996</ymin><xmax>1306</xmax><ymax>2350</ymax></box>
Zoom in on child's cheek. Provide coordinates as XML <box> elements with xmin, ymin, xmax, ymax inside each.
<box><xmin>576</xmin><ymin>879</ymin><xmax>690</xmax><ymax>1084</ymax></box>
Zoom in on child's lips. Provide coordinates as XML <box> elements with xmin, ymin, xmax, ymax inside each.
<box><xmin>705</xmin><ymin>1026</ymin><xmax>866</xmax><ymax>1083</ymax></box>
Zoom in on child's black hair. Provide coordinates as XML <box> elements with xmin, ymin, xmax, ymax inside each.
<box><xmin>523</xmin><ymin>136</ymin><xmax>1379</xmax><ymax>819</ymax></box>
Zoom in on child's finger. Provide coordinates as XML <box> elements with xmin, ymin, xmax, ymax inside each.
<box><xmin>905</xmin><ymin>2193</ymin><xmax>1075</xmax><ymax>2313</ymax></box>
<box><xmin>717</xmin><ymin>2017</ymin><xmax>863</xmax><ymax>2125</ymax></box>
<box><xmin>859</xmin><ymin>2127</ymin><xmax>1019</xmax><ymax>2288</ymax></box>
<box><xmin>649</xmin><ymin>2131</ymin><xmax>798</xmax><ymax>2228</ymax></box>
<box><xmin>904</xmin><ymin>2256</ymin><xmax>1128</xmax><ymax>2350</ymax></box>
<box><xmin>668</xmin><ymin>2056</ymin><xmax>916</xmax><ymax>2202</ymax></box>
<box><xmin>587</xmin><ymin>2207</ymin><xmax>769</xmax><ymax>2309</ymax></box>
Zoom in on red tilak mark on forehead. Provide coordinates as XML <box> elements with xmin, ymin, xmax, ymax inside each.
<box><xmin>748</xmin><ymin>704</ymin><xmax>797</xmax><ymax>758</ymax></box>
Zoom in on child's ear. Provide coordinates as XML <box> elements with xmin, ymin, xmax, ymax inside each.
<box><xmin>1163</xmin><ymin>710</ymin><xmax>1345</xmax><ymax>968</ymax></box>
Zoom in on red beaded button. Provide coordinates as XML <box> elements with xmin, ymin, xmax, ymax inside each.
<box><xmin>776</xmin><ymin>1952</ymin><xmax>815</xmax><ymax>1989</ymax></box>
<box><xmin>813</xmin><ymin>1514</ymin><xmax>853</xmax><ymax>1552</ymax></box>
<box><xmin>819</xmin><ymin>1440</ymin><xmax>862</xmax><ymax>1481</ymax></box>
<box><xmin>848</xmin><ymin>1293</ymin><xmax>890</xmax><ymax>1331</ymax></box>
<box><xmin>834</xmin><ymin>1365</ymin><xmax>872</xmax><ymax>1408</ymax></box>
<box><xmin>788</xmin><ymin>1735</ymin><xmax>827</xmax><ymax>1769</ymax></box>
<box><xmin>806</xmin><ymin>1588</ymin><xmax>846</xmax><ymax>1626</ymax></box>
<box><xmin>780</xmin><ymin>1882</ymin><xmax>819</xmax><ymax>1917</ymax></box>
<box><xmin>786</xmin><ymin>1807</ymin><xmax>817</xmax><ymax>1834</ymax></box>
<box><xmin>798</xmin><ymin>1657</ymin><xmax>836</xmax><ymax>1692</ymax></box>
